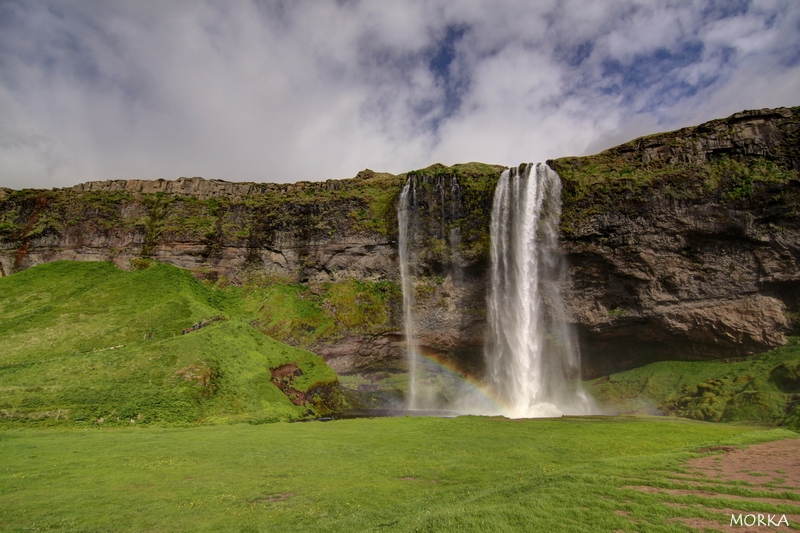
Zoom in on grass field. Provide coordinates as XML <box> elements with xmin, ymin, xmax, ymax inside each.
<box><xmin>2</xmin><ymin>260</ymin><xmax>800</xmax><ymax>531</ymax></box>
<box><xmin>0</xmin><ymin>416</ymin><xmax>797</xmax><ymax>532</ymax></box>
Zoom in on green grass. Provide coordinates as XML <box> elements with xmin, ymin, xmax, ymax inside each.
<box><xmin>233</xmin><ymin>275</ymin><xmax>401</xmax><ymax>348</ymax></box>
<box><xmin>0</xmin><ymin>261</ymin><xmax>342</xmax><ymax>426</ymax></box>
<box><xmin>588</xmin><ymin>339</ymin><xmax>800</xmax><ymax>428</ymax></box>
<box><xmin>0</xmin><ymin>416</ymin><xmax>795</xmax><ymax>532</ymax></box>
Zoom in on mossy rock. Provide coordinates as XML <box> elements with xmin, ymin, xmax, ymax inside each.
<box><xmin>769</xmin><ymin>361</ymin><xmax>800</xmax><ymax>393</ymax></box>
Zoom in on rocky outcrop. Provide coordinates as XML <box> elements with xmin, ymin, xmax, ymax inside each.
<box><xmin>0</xmin><ymin>170</ymin><xmax>402</xmax><ymax>283</ymax></box>
<box><xmin>601</xmin><ymin>107</ymin><xmax>798</xmax><ymax>169</ymax></box>
<box><xmin>551</xmin><ymin>107</ymin><xmax>800</xmax><ymax>376</ymax></box>
<box><xmin>69</xmin><ymin>175</ymin><xmax>368</xmax><ymax>199</ymax></box>
<box><xmin>1</xmin><ymin>108</ymin><xmax>798</xmax><ymax>379</ymax></box>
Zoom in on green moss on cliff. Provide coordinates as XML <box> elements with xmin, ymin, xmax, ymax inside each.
<box><xmin>400</xmin><ymin>162</ymin><xmax>505</xmax><ymax>268</ymax></box>
<box><xmin>0</xmin><ymin>170</ymin><xmax>410</xmax><ymax>272</ymax></box>
<box><xmin>233</xmin><ymin>275</ymin><xmax>401</xmax><ymax>348</ymax></box>
<box><xmin>342</xmin><ymin>170</ymin><xmax>404</xmax><ymax>236</ymax></box>
<box><xmin>553</xmin><ymin>107</ymin><xmax>800</xmax><ymax>235</ymax></box>
<box><xmin>0</xmin><ymin>161</ymin><xmax>510</xmax><ymax>280</ymax></box>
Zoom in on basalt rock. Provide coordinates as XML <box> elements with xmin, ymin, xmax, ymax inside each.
<box><xmin>0</xmin><ymin>172</ymin><xmax>403</xmax><ymax>283</ymax></box>
<box><xmin>1</xmin><ymin>108</ymin><xmax>799</xmax><ymax>379</ymax></box>
<box><xmin>551</xmin><ymin>106</ymin><xmax>800</xmax><ymax>376</ymax></box>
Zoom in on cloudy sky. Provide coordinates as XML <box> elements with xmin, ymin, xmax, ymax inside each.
<box><xmin>1</xmin><ymin>0</ymin><xmax>799</xmax><ymax>189</ymax></box>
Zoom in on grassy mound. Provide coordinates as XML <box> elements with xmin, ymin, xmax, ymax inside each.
<box><xmin>0</xmin><ymin>261</ymin><xmax>342</xmax><ymax>426</ymax></box>
<box><xmin>588</xmin><ymin>338</ymin><xmax>800</xmax><ymax>428</ymax></box>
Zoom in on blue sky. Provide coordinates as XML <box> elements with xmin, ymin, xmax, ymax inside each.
<box><xmin>1</xmin><ymin>0</ymin><xmax>799</xmax><ymax>189</ymax></box>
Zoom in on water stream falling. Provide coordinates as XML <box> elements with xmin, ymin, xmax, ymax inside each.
<box><xmin>398</xmin><ymin>177</ymin><xmax>419</xmax><ymax>409</ymax></box>
<box><xmin>485</xmin><ymin>163</ymin><xmax>592</xmax><ymax>417</ymax></box>
<box><xmin>398</xmin><ymin>173</ymin><xmax>464</xmax><ymax>411</ymax></box>
<box><xmin>449</xmin><ymin>178</ymin><xmax>463</xmax><ymax>283</ymax></box>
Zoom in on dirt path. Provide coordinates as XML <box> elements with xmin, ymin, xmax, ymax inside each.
<box><xmin>688</xmin><ymin>439</ymin><xmax>800</xmax><ymax>490</ymax></box>
<box><xmin>627</xmin><ymin>438</ymin><xmax>800</xmax><ymax>532</ymax></box>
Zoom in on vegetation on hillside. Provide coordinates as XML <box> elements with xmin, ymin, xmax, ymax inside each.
<box><xmin>4</xmin><ymin>258</ymin><xmax>800</xmax><ymax>428</ymax></box>
<box><xmin>234</xmin><ymin>270</ymin><xmax>402</xmax><ymax>347</ymax></box>
<box><xmin>0</xmin><ymin>261</ymin><xmax>343</xmax><ymax>426</ymax></box>
<box><xmin>589</xmin><ymin>338</ymin><xmax>800</xmax><ymax>429</ymax></box>
<box><xmin>551</xmin><ymin>109</ymin><xmax>800</xmax><ymax>235</ymax></box>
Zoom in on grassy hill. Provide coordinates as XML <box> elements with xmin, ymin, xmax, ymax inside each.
<box><xmin>588</xmin><ymin>339</ymin><xmax>800</xmax><ymax>428</ymax></box>
<box><xmin>0</xmin><ymin>260</ymin><xmax>343</xmax><ymax>426</ymax></box>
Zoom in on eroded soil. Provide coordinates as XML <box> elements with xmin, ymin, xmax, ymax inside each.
<box><xmin>627</xmin><ymin>438</ymin><xmax>800</xmax><ymax>532</ymax></box>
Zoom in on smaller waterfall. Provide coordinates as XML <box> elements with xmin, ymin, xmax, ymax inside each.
<box><xmin>485</xmin><ymin>163</ymin><xmax>592</xmax><ymax>417</ymax></box>
<box><xmin>449</xmin><ymin>178</ymin><xmax>463</xmax><ymax>281</ymax></box>
<box><xmin>397</xmin><ymin>173</ymin><xmax>467</xmax><ymax>411</ymax></box>
<box><xmin>398</xmin><ymin>178</ymin><xmax>419</xmax><ymax>409</ymax></box>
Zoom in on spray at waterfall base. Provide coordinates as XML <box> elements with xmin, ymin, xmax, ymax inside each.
<box><xmin>398</xmin><ymin>163</ymin><xmax>595</xmax><ymax>418</ymax></box>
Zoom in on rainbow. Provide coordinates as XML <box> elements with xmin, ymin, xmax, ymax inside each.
<box><xmin>407</xmin><ymin>349</ymin><xmax>505</xmax><ymax>415</ymax></box>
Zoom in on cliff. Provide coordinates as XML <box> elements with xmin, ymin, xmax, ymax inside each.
<box><xmin>1</xmin><ymin>107</ymin><xmax>799</xmax><ymax>380</ymax></box>
<box><xmin>553</xmin><ymin>107</ymin><xmax>800</xmax><ymax>376</ymax></box>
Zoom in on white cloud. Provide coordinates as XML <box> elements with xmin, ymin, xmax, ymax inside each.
<box><xmin>0</xmin><ymin>0</ymin><xmax>798</xmax><ymax>189</ymax></box>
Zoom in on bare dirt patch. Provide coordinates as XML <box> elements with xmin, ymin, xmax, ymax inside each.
<box><xmin>252</xmin><ymin>493</ymin><xmax>294</xmax><ymax>504</ymax></box>
<box><xmin>661</xmin><ymin>473</ymin><xmax>798</xmax><ymax>496</ymax></box>
<box><xmin>688</xmin><ymin>438</ymin><xmax>800</xmax><ymax>488</ymax></box>
<box><xmin>270</xmin><ymin>363</ymin><xmax>308</xmax><ymax>405</ymax></box>
<box><xmin>670</xmin><ymin>508</ymin><xmax>800</xmax><ymax>533</ymax></box>
<box><xmin>696</xmin><ymin>446</ymin><xmax>738</xmax><ymax>454</ymax></box>
<box><xmin>271</xmin><ymin>363</ymin><xmax>300</xmax><ymax>380</ymax></box>
<box><xmin>627</xmin><ymin>438</ymin><xmax>800</xmax><ymax>531</ymax></box>
<box><xmin>624</xmin><ymin>486</ymin><xmax>800</xmax><ymax>508</ymax></box>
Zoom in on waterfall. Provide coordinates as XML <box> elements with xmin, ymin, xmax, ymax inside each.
<box><xmin>396</xmin><ymin>167</ymin><xmax>587</xmax><ymax>417</ymax></box>
<box><xmin>397</xmin><ymin>173</ymin><xmax>465</xmax><ymax>411</ymax></box>
<box><xmin>485</xmin><ymin>163</ymin><xmax>592</xmax><ymax>418</ymax></box>
<box><xmin>398</xmin><ymin>177</ymin><xmax>419</xmax><ymax>409</ymax></box>
<box><xmin>449</xmin><ymin>177</ymin><xmax>463</xmax><ymax>281</ymax></box>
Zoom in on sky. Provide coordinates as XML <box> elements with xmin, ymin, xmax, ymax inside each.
<box><xmin>1</xmin><ymin>0</ymin><xmax>799</xmax><ymax>190</ymax></box>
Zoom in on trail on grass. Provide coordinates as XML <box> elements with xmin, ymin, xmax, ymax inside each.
<box><xmin>625</xmin><ymin>437</ymin><xmax>800</xmax><ymax>532</ymax></box>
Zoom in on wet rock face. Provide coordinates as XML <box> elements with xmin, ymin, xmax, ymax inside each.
<box><xmin>1</xmin><ymin>107</ymin><xmax>799</xmax><ymax>378</ymax></box>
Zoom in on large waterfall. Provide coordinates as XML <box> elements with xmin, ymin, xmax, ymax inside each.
<box><xmin>485</xmin><ymin>163</ymin><xmax>591</xmax><ymax>417</ymax></box>
<box><xmin>396</xmin><ymin>163</ymin><xmax>590</xmax><ymax>417</ymax></box>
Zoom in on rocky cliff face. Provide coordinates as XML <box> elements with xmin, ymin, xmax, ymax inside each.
<box><xmin>1</xmin><ymin>107</ymin><xmax>798</xmax><ymax>380</ymax></box>
<box><xmin>552</xmin><ymin>107</ymin><xmax>800</xmax><ymax>376</ymax></box>
<box><xmin>0</xmin><ymin>172</ymin><xmax>399</xmax><ymax>282</ymax></box>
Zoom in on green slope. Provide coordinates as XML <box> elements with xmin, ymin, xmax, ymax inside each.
<box><xmin>0</xmin><ymin>261</ymin><xmax>342</xmax><ymax>426</ymax></box>
<box><xmin>588</xmin><ymin>339</ymin><xmax>800</xmax><ymax>428</ymax></box>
